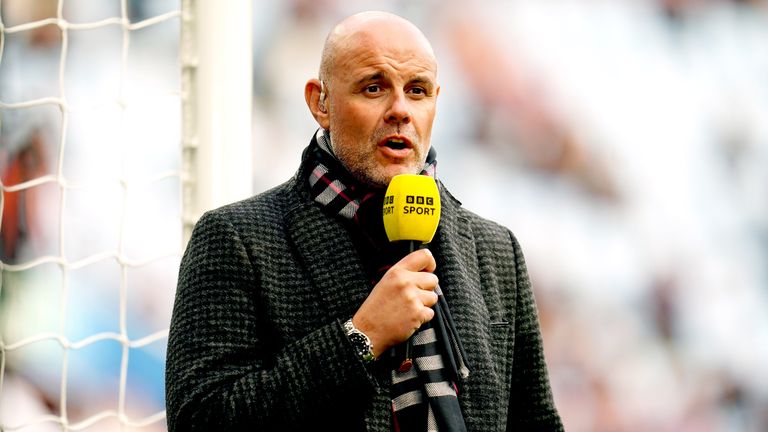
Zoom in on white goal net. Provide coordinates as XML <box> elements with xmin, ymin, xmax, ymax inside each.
<box><xmin>0</xmin><ymin>0</ymin><xmax>210</xmax><ymax>430</ymax></box>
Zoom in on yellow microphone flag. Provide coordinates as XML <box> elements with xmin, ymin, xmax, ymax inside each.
<box><xmin>383</xmin><ymin>174</ymin><xmax>441</xmax><ymax>243</ymax></box>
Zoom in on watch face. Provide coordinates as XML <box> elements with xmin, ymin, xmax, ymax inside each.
<box><xmin>349</xmin><ymin>332</ymin><xmax>370</xmax><ymax>356</ymax></box>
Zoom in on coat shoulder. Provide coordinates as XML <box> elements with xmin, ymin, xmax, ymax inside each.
<box><xmin>456</xmin><ymin>205</ymin><xmax>521</xmax><ymax>253</ymax></box>
<box><xmin>439</xmin><ymin>183</ymin><xmax>517</xmax><ymax>247</ymax></box>
<box><xmin>196</xmin><ymin>178</ymin><xmax>303</xmax><ymax>235</ymax></box>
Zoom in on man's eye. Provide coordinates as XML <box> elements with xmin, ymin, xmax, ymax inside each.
<box><xmin>365</xmin><ymin>85</ymin><xmax>382</xmax><ymax>93</ymax></box>
<box><xmin>409</xmin><ymin>87</ymin><xmax>427</xmax><ymax>96</ymax></box>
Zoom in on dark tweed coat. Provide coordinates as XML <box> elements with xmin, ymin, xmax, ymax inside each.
<box><xmin>166</xmin><ymin>153</ymin><xmax>563</xmax><ymax>431</ymax></box>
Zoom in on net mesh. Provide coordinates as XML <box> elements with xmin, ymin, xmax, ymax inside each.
<box><xmin>1</xmin><ymin>1</ymin><xmax>182</xmax><ymax>430</ymax></box>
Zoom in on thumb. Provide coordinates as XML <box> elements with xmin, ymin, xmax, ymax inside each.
<box><xmin>395</xmin><ymin>248</ymin><xmax>436</xmax><ymax>273</ymax></box>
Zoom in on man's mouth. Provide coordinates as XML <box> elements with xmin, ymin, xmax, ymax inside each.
<box><xmin>379</xmin><ymin>136</ymin><xmax>413</xmax><ymax>151</ymax></box>
<box><xmin>385</xmin><ymin>138</ymin><xmax>408</xmax><ymax>150</ymax></box>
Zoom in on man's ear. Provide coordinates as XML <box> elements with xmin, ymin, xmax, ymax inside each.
<box><xmin>305</xmin><ymin>79</ymin><xmax>330</xmax><ymax>129</ymax></box>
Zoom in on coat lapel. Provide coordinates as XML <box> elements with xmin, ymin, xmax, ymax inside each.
<box><xmin>431</xmin><ymin>185</ymin><xmax>491</xmax><ymax>422</ymax></box>
<box><xmin>432</xmin><ymin>186</ymin><xmax>484</xmax><ymax>342</ymax></box>
<box><xmin>284</xmin><ymin>185</ymin><xmax>372</xmax><ymax>322</ymax></box>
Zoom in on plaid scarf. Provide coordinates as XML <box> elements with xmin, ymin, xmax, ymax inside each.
<box><xmin>305</xmin><ymin>129</ymin><xmax>469</xmax><ymax>432</ymax></box>
<box><xmin>307</xmin><ymin>129</ymin><xmax>437</xmax><ymax>221</ymax></box>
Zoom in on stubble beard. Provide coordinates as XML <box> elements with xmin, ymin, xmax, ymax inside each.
<box><xmin>330</xmin><ymin>130</ymin><xmax>425</xmax><ymax>189</ymax></box>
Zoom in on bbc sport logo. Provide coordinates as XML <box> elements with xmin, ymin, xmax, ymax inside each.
<box><xmin>406</xmin><ymin>196</ymin><xmax>434</xmax><ymax>205</ymax></box>
<box><xmin>383</xmin><ymin>194</ymin><xmax>437</xmax><ymax>217</ymax></box>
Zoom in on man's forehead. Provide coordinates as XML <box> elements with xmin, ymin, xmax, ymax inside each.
<box><xmin>334</xmin><ymin>30</ymin><xmax>437</xmax><ymax>77</ymax></box>
<box><xmin>339</xmin><ymin>19</ymin><xmax>433</xmax><ymax>56</ymax></box>
<box><xmin>321</xmin><ymin>12</ymin><xmax>437</xmax><ymax>82</ymax></box>
<box><xmin>331</xmin><ymin>11</ymin><xmax>425</xmax><ymax>43</ymax></box>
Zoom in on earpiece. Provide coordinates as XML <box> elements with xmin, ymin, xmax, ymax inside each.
<box><xmin>318</xmin><ymin>80</ymin><xmax>328</xmax><ymax>113</ymax></box>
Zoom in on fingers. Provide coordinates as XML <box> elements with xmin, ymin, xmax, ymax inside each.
<box><xmin>386</xmin><ymin>251</ymin><xmax>439</xmax><ymax>293</ymax></box>
<box><xmin>353</xmin><ymin>248</ymin><xmax>440</xmax><ymax>353</ymax></box>
<box><xmin>396</xmin><ymin>248</ymin><xmax>436</xmax><ymax>273</ymax></box>
<box><xmin>413</xmin><ymin>305</ymin><xmax>435</xmax><ymax>332</ymax></box>
<box><xmin>422</xmin><ymin>307</ymin><xmax>435</xmax><ymax>325</ymax></box>
<box><xmin>412</xmin><ymin>270</ymin><xmax>439</xmax><ymax>291</ymax></box>
<box><xmin>417</xmin><ymin>284</ymin><xmax>439</xmax><ymax>308</ymax></box>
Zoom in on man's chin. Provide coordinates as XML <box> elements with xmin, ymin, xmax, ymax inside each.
<box><xmin>378</xmin><ymin>164</ymin><xmax>423</xmax><ymax>185</ymax></box>
<box><xmin>350</xmin><ymin>167</ymin><xmax>412</xmax><ymax>189</ymax></box>
<box><xmin>341</xmin><ymin>155</ymin><xmax>424</xmax><ymax>188</ymax></box>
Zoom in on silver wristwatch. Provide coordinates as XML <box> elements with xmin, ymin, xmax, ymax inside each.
<box><xmin>343</xmin><ymin>319</ymin><xmax>375</xmax><ymax>363</ymax></box>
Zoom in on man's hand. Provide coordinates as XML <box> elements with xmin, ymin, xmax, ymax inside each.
<box><xmin>352</xmin><ymin>248</ymin><xmax>439</xmax><ymax>358</ymax></box>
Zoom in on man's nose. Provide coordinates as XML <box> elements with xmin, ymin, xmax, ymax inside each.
<box><xmin>384</xmin><ymin>90</ymin><xmax>411</xmax><ymax>125</ymax></box>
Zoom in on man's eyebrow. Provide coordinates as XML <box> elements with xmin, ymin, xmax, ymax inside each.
<box><xmin>355</xmin><ymin>72</ymin><xmax>386</xmax><ymax>85</ymax></box>
<box><xmin>353</xmin><ymin>73</ymin><xmax>435</xmax><ymax>87</ymax></box>
<box><xmin>409</xmin><ymin>76</ymin><xmax>435</xmax><ymax>88</ymax></box>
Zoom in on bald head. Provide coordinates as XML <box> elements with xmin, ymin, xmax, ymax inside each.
<box><xmin>319</xmin><ymin>11</ymin><xmax>437</xmax><ymax>86</ymax></box>
<box><xmin>304</xmin><ymin>11</ymin><xmax>441</xmax><ymax>188</ymax></box>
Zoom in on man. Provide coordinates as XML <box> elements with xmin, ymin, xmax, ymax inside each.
<box><xmin>166</xmin><ymin>11</ymin><xmax>563</xmax><ymax>432</ymax></box>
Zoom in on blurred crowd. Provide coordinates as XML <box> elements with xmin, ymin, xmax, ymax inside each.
<box><xmin>2</xmin><ymin>0</ymin><xmax>768</xmax><ymax>431</ymax></box>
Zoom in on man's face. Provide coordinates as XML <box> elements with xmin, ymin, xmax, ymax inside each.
<box><xmin>325</xmin><ymin>26</ymin><xmax>439</xmax><ymax>188</ymax></box>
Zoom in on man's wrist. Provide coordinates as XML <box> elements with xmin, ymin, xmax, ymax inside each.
<box><xmin>343</xmin><ymin>318</ymin><xmax>375</xmax><ymax>363</ymax></box>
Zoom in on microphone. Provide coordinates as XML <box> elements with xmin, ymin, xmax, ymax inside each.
<box><xmin>382</xmin><ymin>174</ymin><xmax>441</xmax><ymax>371</ymax></box>
<box><xmin>382</xmin><ymin>173</ymin><xmax>441</xmax><ymax>250</ymax></box>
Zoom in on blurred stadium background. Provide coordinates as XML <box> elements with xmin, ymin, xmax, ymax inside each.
<box><xmin>1</xmin><ymin>0</ymin><xmax>767</xmax><ymax>431</ymax></box>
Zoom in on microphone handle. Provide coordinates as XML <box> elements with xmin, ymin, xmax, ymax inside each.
<box><xmin>399</xmin><ymin>240</ymin><xmax>424</xmax><ymax>373</ymax></box>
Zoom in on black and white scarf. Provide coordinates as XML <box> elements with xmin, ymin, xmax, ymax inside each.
<box><xmin>305</xmin><ymin>129</ymin><xmax>469</xmax><ymax>432</ymax></box>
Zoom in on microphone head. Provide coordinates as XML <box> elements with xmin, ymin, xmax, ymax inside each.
<box><xmin>383</xmin><ymin>174</ymin><xmax>441</xmax><ymax>243</ymax></box>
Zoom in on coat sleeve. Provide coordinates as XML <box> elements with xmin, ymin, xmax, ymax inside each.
<box><xmin>506</xmin><ymin>231</ymin><xmax>564</xmax><ymax>431</ymax></box>
<box><xmin>165</xmin><ymin>210</ymin><xmax>376</xmax><ymax>431</ymax></box>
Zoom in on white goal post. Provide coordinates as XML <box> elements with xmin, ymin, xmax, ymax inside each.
<box><xmin>181</xmin><ymin>0</ymin><xmax>253</xmax><ymax>244</ymax></box>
